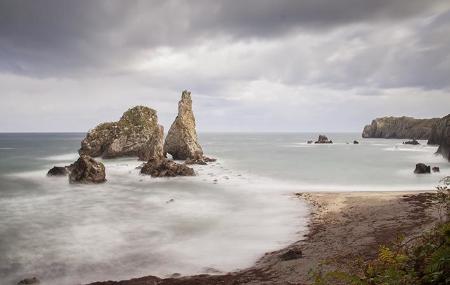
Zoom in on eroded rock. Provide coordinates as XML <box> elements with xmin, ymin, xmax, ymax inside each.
<box><xmin>164</xmin><ymin>90</ymin><xmax>203</xmax><ymax>160</ymax></box>
<box><xmin>79</xmin><ymin>106</ymin><xmax>163</xmax><ymax>160</ymax></box>
<box><xmin>362</xmin><ymin>116</ymin><xmax>438</xmax><ymax>139</ymax></box>
<box><xmin>69</xmin><ymin>155</ymin><xmax>106</xmax><ymax>183</ymax></box>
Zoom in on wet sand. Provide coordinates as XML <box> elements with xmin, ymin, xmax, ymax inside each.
<box><xmin>88</xmin><ymin>191</ymin><xmax>439</xmax><ymax>285</ymax></box>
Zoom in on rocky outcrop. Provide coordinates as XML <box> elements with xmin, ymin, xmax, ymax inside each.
<box><xmin>69</xmin><ymin>155</ymin><xmax>106</xmax><ymax>184</ymax></box>
<box><xmin>79</xmin><ymin>106</ymin><xmax>164</xmax><ymax>160</ymax></box>
<box><xmin>414</xmin><ymin>163</ymin><xmax>431</xmax><ymax>174</ymax></box>
<box><xmin>140</xmin><ymin>157</ymin><xmax>195</xmax><ymax>177</ymax></box>
<box><xmin>315</xmin><ymin>135</ymin><xmax>332</xmax><ymax>144</ymax></box>
<box><xmin>164</xmin><ymin>90</ymin><xmax>203</xmax><ymax>160</ymax></box>
<box><xmin>47</xmin><ymin>166</ymin><xmax>69</xmax><ymax>176</ymax></box>
<box><xmin>185</xmin><ymin>154</ymin><xmax>217</xmax><ymax>165</ymax></box>
<box><xmin>362</xmin><ymin>116</ymin><xmax>439</xmax><ymax>139</ymax></box>
<box><xmin>427</xmin><ymin>114</ymin><xmax>450</xmax><ymax>161</ymax></box>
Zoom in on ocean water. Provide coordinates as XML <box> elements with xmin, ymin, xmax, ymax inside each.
<box><xmin>0</xmin><ymin>132</ymin><xmax>448</xmax><ymax>285</ymax></box>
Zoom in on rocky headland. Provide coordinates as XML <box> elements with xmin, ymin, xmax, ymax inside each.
<box><xmin>362</xmin><ymin>116</ymin><xmax>439</xmax><ymax>139</ymax></box>
<box><xmin>164</xmin><ymin>90</ymin><xmax>204</xmax><ymax>160</ymax></box>
<box><xmin>427</xmin><ymin>114</ymin><xmax>450</xmax><ymax>161</ymax></box>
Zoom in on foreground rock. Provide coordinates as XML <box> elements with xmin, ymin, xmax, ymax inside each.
<box><xmin>140</xmin><ymin>158</ymin><xmax>194</xmax><ymax>177</ymax></box>
<box><xmin>403</xmin><ymin>139</ymin><xmax>420</xmax><ymax>145</ymax></box>
<box><xmin>362</xmin><ymin>116</ymin><xmax>439</xmax><ymax>139</ymax></box>
<box><xmin>79</xmin><ymin>106</ymin><xmax>164</xmax><ymax>160</ymax></box>
<box><xmin>314</xmin><ymin>135</ymin><xmax>332</xmax><ymax>144</ymax></box>
<box><xmin>164</xmin><ymin>90</ymin><xmax>203</xmax><ymax>160</ymax></box>
<box><xmin>414</xmin><ymin>163</ymin><xmax>431</xmax><ymax>174</ymax></box>
<box><xmin>69</xmin><ymin>155</ymin><xmax>106</xmax><ymax>183</ymax></box>
<box><xmin>427</xmin><ymin>114</ymin><xmax>450</xmax><ymax>161</ymax></box>
<box><xmin>47</xmin><ymin>166</ymin><xmax>69</xmax><ymax>176</ymax></box>
<box><xmin>17</xmin><ymin>277</ymin><xmax>40</xmax><ymax>284</ymax></box>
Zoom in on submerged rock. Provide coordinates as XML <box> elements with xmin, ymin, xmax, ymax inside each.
<box><xmin>362</xmin><ymin>116</ymin><xmax>438</xmax><ymax>139</ymax></box>
<box><xmin>17</xmin><ymin>277</ymin><xmax>40</xmax><ymax>284</ymax></box>
<box><xmin>314</xmin><ymin>135</ymin><xmax>333</xmax><ymax>144</ymax></box>
<box><xmin>403</xmin><ymin>139</ymin><xmax>420</xmax><ymax>145</ymax></box>
<box><xmin>69</xmin><ymin>155</ymin><xmax>106</xmax><ymax>183</ymax></box>
<box><xmin>140</xmin><ymin>157</ymin><xmax>195</xmax><ymax>177</ymax></box>
<box><xmin>164</xmin><ymin>90</ymin><xmax>203</xmax><ymax>160</ymax></box>
<box><xmin>79</xmin><ymin>106</ymin><xmax>164</xmax><ymax>160</ymax></box>
<box><xmin>414</xmin><ymin>163</ymin><xmax>431</xmax><ymax>174</ymax></box>
<box><xmin>47</xmin><ymin>166</ymin><xmax>69</xmax><ymax>176</ymax></box>
<box><xmin>427</xmin><ymin>114</ymin><xmax>450</xmax><ymax>161</ymax></box>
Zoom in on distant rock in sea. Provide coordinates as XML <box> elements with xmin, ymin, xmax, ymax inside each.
<box><xmin>362</xmin><ymin>116</ymin><xmax>439</xmax><ymax>139</ymax></box>
<box><xmin>403</xmin><ymin>139</ymin><xmax>420</xmax><ymax>145</ymax></box>
<box><xmin>314</xmin><ymin>135</ymin><xmax>332</xmax><ymax>144</ymax></box>
<box><xmin>79</xmin><ymin>106</ymin><xmax>164</xmax><ymax>160</ymax></box>
<box><xmin>47</xmin><ymin>166</ymin><xmax>69</xmax><ymax>176</ymax></box>
<box><xmin>353</xmin><ymin>140</ymin><xmax>359</xmax><ymax>144</ymax></box>
<box><xmin>414</xmin><ymin>163</ymin><xmax>431</xmax><ymax>174</ymax></box>
<box><xmin>69</xmin><ymin>155</ymin><xmax>106</xmax><ymax>184</ymax></box>
<box><xmin>164</xmin><ymin>90</ymin><xmax>203</xmax><ymax>160</ymax></box>
<box><xmin>428</xmin><ymin>114</ymin><xmax>450</xmax><ymax>161</ymax></box>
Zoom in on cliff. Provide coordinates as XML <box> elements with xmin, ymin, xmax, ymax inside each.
<box><xmin>427</xmin><ymin>114</ymin><xmax>450</xmax><ymax>161</ymax></box>
<box><xmin>362</xmin><ymin>116</ymin><xmax>439</xmax><ymax>139</ymax></box>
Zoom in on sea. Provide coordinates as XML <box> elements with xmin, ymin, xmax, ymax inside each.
<box><xmin>0</xmin><ymin>132</ymin><xmax>448</xmax><ymax>285</ymax></box>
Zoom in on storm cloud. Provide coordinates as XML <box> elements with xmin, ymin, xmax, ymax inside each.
<box><xmin>0</xmin><ymin>0</ymin><xmax>449</xmax><ymax>132</ymax></box>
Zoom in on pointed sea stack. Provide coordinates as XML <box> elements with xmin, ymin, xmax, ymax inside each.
<box><xmin>164</xmin><ymin>90</ymin><xmax>203</xmax><ymax>160</ymax></box>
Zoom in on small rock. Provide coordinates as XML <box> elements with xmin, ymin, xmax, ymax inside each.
<box><xmin>403</xmin><ymin>139</ymin><xmax>420</xmax><ymax>145</ymax></box>
<box><xmin>47</xmin><ymin>166</ymin><xmax>69</xmax><ymax>176</ymax></box>
<box><xmin>353</xmin><ymin>140</ymin><xmax>359</xmax><ymax>144</ymax></box>
<box><xmin>69</xmin><ymin>155</ymin><xmax>106</xmax><ymax>184</ymax></box>
<box><xmin>166</xmin><ymin>198</ymin><xmax>175</xmax><ymax>204</ymax></box>
<box><xmin>140</xmin><ymin>158</ymin><xmax>195</xmax><ymax>177</ymax></box>
<box><xmin>307</xmin><ymin>140</ymin><xmax>313</xmax><ymax>144</ymax></box>
<box><xmin>17</xmin><ymin>277</ymin><xmax>40</xmax><ymax>284</ymax></box>
<box><xmin>280</xmin><ymin>248</ymin><xmax>303</xmax><ymax>260</ymax></box>
<box><xmin>314</xmin><ymin>135</ymin><xmax>333</xmax><ymax>144</ymax></box>
<box><xmin>414</xmin><ymin>163</ymin><xmax>431</xmax><ymax>174</ymax></box>
<box><xmin>432</xmin><ymin>166</ymin><xmax>440</xmax><ymax>172</ymax></box>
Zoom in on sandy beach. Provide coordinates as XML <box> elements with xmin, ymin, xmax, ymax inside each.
<box><xmin>88</xmin><ymin>190</ymin><xmax>440</xmax><ymax>285</ymax></box>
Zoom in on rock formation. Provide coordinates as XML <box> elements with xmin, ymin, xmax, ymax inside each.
<box><xmin>79</xmin><ymin>106</ymin><xmax>164</xmax><ymax>160</ymax></box>
<box><xmin>140</xmin><ymin>157</ymin><xmax>195</xmax><ymax>177</ymax></box>
<box><xmin>315</xmin><ymin>135</ymin><xmax>333</xmax><ymax>144</ymax></box>
<box><xmin>69</xmin><ymin>155</ymin><xmax>106</xmax><ymax>184</ymax></box>
<box><xmin>47</xmin><ymin>166</ymin><xmax>69</xmax><ymax>176</ymax></box>
<box><xmin>164</xmin><ymin>90</ymin><xmax>203</xmax><ymax>160</ymax></box>
<box><xmin>362</xmin><ymin>116</ymin><xmax>439</xmax><ymax>139</ymax></box>
<box><xmin>414</xmin><ymin>163</ymin><xmax>431</xmax><ymax>174</ymax></box>
<box><xmin>185</xmin><ymin>153</ymin><xmax>217</xmax><ymax>165</ymax></box>
<box><xmin>427</xmin><ymin>114</ymin><xmax>450</xmax><ymax>161</ymax></box>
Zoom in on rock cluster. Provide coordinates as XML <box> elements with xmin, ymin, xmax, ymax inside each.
<box><xmin>362</xmin><ymin>116</ymin><xmax>439</xmax><ymax>139</ymax></box>
<box><xmin>427</xmin><ymin>114</ymin><xmax>450</xmax><ymax>161</ymax></box>
<box><xmin>79</xmin><ymin>106</ymin><xmax>163</xmax><ymax>160</ymax></box>
<box><xmin>164</xmin><ymin>90</ymin><xmax>203</xmax><ymax>160</ymax></box>
<box><xmin>315</xmin><ymin>135</ymin><xmax>333</xmax><ymax>144</ymax></box>
<box><xmin>140</xmin><ymin>157</ymin><xmax>195</xmax><ymax>177</ymax></box>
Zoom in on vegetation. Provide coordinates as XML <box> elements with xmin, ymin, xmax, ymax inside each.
<box><xmin>311</xmin><ymin>178</ymin><xmax>450</xmax><ymax>285</ymax></box>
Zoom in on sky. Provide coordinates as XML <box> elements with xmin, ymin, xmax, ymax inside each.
<box><xmin>0</xmin><ymin>0</ymin><xmax>450</xmax><ymax>132</ymax></box>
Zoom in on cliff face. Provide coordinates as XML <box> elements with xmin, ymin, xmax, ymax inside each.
<box><xmin>164</xmin><ymin>90</ymin><xmax>203</xmax><ymax>160</ymax></box>
<box><xmin>362</xmin><ymin>117</ymin><xmax>439</xmax><ymax>139</ymax></box>
<box><xmin>427</xmin><ymin>114</ymin><xmax>450</xmax><ymax>161</ymax></box>
<box><xmin>79</xmin><ymin>106</ymin><xmax>164</xmax><ymax>160</ymax></box>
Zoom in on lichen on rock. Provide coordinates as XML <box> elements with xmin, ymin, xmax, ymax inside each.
<box><xmin>164</xmin><ymin>90</ymin><xmax>203</xmax><ymax>160</ymax></box>
<box><xmin>79</xmin><ymin>106</ymin><xmax>163</xmax><ymax>160</ymax></box>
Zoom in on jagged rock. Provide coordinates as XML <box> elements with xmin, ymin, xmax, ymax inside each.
<box><xmin>17</xmin><ymin>277</ymin><xmax>40</xmax><ymax>284</ymax></box>
<box><xmin>362</xmin><ymin>116</ymin><xmax>439</xmax><ymax>139</ymax></box>
<box><xmin>79</xmin><ymin>106</ymin><xmax>164</xmax><ymax>160</ymax></box>
<box><xmin>185</xmin><ymin>152</ymin><xmax>217</xmax><ymax>165</ymax></box>
<box><xmin>414</xmin><ymin>163</ymin><xmax>431</xmax><ymax>174</ymax></box>
<box><xmin>314</xmin><ymin>135</ymin><xmax>333</xmax><ymax>144</ymax></box>
<box><xmin>164</xmin><ymin>90</ymin><xmax>203</xmax><ymax>160</ymax></box>
<box><xmin>432</xmin><ymin>166</ymin><xmax>440</xmax><ymax>172</ymax></box>
<box><xmin>353</xmin><ymin>140</ymin><xmax>359</xmax><ymax>144</ymax></box>
<box><xmin>427</xmin><ymin>114</ymin><xmax>450</xmax><ymax>161</ymax></box>
<box><xmin>69</xmin><ymin>155</ymin><xmax>106</xmax><ymax>183</ymax></box>
<box><xmin>140</xmin><ymin>158</ymin><xmax>195</xmax><ymax>177</ymax></box>
<box><xmin>403</xmin><ymin>139</ymin><xmax>420</xmax><ymax>145</ymax></box>
<box><xmin>47</xmin><ymin>166</ymin><xmax>69</xmax><ymax>176</ymax></box>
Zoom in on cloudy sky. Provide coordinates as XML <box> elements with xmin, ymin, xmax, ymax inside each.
<box><xmin>1</xmin><ymin>0</ymin><xmax>449</xmax><ymax>132</ymax></box>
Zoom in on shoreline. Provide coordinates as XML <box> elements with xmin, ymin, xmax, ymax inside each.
<box><xmin>87</xmin><ymin>190</ymin><xmax>439</xmax><ymax>285</ymax></box>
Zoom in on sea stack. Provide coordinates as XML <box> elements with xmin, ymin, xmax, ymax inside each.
<box><xmin>427</xmin><ymin>114</ymin><xmax>450</xmax><ymax>161</ymax></box>
<box><xmin>362</xmin><ymin>116</ymin><xmax>439</xmax><ymax>139</ymax></box>
<box><xmin>79</xmin><ymin>106</ymin><xmax>164</xmax><ymax>160</ymax></box>
<box><xmin>164</xmin><ymin>90</ymin><xmax>203</xmax><ymax>160</ymax></box>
